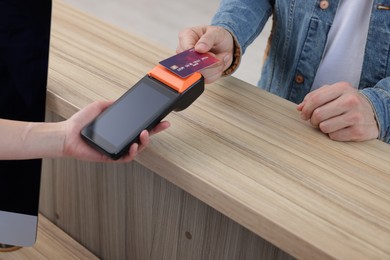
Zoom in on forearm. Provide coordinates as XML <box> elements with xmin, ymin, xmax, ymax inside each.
<box><xmin>0</xmin><ymin>119</ymin><xmax>65</xmax><ymax>160</ymax></box>
<box><xmin>360</xmin><ymin>78</ymin><xmax>390</xmax><ymax>143</ymax></box>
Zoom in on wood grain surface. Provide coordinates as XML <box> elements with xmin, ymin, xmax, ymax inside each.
<box><xmin>0</xmin><ymin>215</ymin><xmax>97</xmax><ymax>260</ymax></box>
<box><xmin>43</xmin><ymin>1</ymin><xmax>390</xmax><ymax>259</ymax></box>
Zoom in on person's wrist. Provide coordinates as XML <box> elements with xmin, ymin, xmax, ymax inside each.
<box><xmin>24</xmin><ymin>122</ymin><xmax>65</xmax><ymax>159</ymax></box>
<box><xmin>222</xmin><ymin>30</ymin><xmax>241</xmax><ymax>77</ymax></box>
<box><xmin>48</xmin><ymin>122</ymin><xmax>67</xmax><ymax>158</ymax></box>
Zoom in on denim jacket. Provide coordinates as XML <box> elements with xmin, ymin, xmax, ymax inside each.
<box><xmin>211</xmin><ymin>0</ymin><xmax>390</xmax><ymax>143</ymax></box>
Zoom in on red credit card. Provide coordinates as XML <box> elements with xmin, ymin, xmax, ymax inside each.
<box><xmin>159</xmin><ymin>48</ymin><xmax>220</xmax><ymax>78</ymax></box>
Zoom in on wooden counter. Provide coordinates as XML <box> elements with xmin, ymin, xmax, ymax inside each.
<box><xmin>0</xmin><ymin>215</ymin><xmax>97</xmax><ymax>260</ymax></box>
<box><xmin>40</xmin><ymin>1</ymin><xmax>390</xmax><ymax>259</ymax></box>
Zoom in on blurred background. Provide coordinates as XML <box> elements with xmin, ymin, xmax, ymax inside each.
<box><xmin>63</xmin><ymin>0</ymin><xmax>271</xmax><ymax>86</ymax></box>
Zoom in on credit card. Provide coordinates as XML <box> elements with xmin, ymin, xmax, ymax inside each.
<box><xmin>159</xmin><ymin>48</ymin><xmax>219</xmax><ymax>78</ymax></box>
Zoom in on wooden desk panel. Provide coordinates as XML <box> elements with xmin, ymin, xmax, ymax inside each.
<box><xmin>40</xmin><ymin>1</ymin><xmax>390</xmax><ymax>259</ymax></box>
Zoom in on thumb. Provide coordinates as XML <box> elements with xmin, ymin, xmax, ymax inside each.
<box><xmin>194</xmin><ymin>40</ymin><xmax>211</xmax><ymax>53</ymax></box>
<box><xmin>194</xmin><ymin>30</ymin><xmax>218</xmax><ymax>53</ymax></box>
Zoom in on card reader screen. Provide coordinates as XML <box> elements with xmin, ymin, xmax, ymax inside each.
<box><xmin>86</xmin><ymin>78</ymin><xmax>179</xmax><ymax>152</ymax></box>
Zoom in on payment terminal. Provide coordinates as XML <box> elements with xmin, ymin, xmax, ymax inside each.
<box><xmin>81</xmin><ymin>64</ymin><xmax>204</xmax><ymax>160</ymax></box>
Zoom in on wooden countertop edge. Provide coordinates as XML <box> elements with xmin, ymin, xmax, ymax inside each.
<box><xmin>45</xmin><ymin>87</ymin><xmax>335</xmax><ymax>259</ymax></box>
<box><xmin>137</xmin><ymin>149</ymin><xmax>331</xmax><ymax>260</ymax></box>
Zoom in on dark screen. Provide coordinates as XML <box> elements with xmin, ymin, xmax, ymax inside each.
<box><xmin>87</xmin><ymin>77</ymin><xmax>179</xmax><ymax>153</ymax></box>
<box><xmin>0</xmin><ymin>1</ymin><xmax>52</xmax><ymax>215</ymax></box>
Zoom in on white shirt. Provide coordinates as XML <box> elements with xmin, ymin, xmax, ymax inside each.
<box><xmin>311</xmin><ymin>0</ymin><xmax>374</xmax><ymax>91</ymax></box>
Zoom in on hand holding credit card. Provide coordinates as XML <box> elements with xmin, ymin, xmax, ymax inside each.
<box><xmin>159</xmin><ymin>48</ymin><xmax>220</xmax><ymax>78</ymax></box>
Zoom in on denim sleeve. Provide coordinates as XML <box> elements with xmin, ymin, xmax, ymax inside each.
<box><xmin>360</xmin><ymin>78</ymin><xmax>390</xmax><ymax>143</ymax></box>
<box><xmin>210</xmin><ymin>0</ymin><xmax>273</xmax><ymax>54</ymax></box>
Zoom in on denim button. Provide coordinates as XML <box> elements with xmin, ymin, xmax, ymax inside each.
<box><xmin>295</xmin><ymin>74</ymin><xmax>305</xmax><ymax>84</ymax></box>
<box><xmin>320</xmin><ymin>0</ymin><xmax>329</xmax><ymax>9</ymax></box>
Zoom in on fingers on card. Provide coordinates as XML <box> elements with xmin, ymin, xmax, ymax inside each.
<box><xmin>159</xmin><ymin>48</ymin><xmax>220</xmax><ymax>78</ymax></box>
